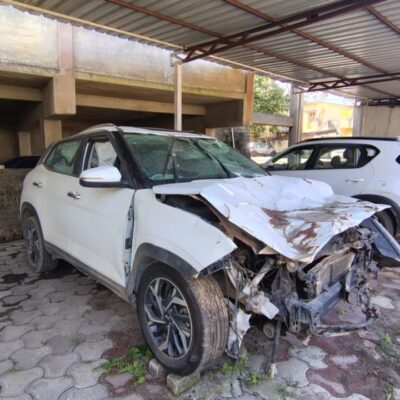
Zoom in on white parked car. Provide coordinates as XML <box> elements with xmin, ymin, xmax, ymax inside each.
<box><xmin>265</xmin><ymin>137</ymin><xmax>400</xmax><ymax>236</ymax></box>
<box><xmin>21</xmin><ymin>125</ymin><xmax>400</xmax><ymax>375</ymax></box>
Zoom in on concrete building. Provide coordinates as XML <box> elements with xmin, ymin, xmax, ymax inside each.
<box><xmin>0</xmin><ymin>4</ymin><xmax>254</xmax><ymax>165</ymax></box>
<box><xmin>303</xmin><ymin>102</ymin><xmax>354</xmax><ymax>138</ymax></box>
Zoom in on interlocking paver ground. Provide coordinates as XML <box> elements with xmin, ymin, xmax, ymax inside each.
<box><xmin>0</xmin><ymin>239</ymin><xmax>399</xmax><ymax>400</ymax></box>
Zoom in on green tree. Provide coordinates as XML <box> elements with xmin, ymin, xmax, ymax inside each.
<box><xmin>253</xmin><ymin>75</ymin><xmax>289</xmax><ymax>115</ymax></box>
<box><xmin>252</xmin><ymin>75</ymin><xmax>290</xmax><ymax>138</ymax></box>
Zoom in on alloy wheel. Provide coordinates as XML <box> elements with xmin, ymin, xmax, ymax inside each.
<box><xmin>27</xmin><ymin>224</ymin><xmax>40</xmax><ymax>266</ymax></box>
<box><xmin>144</xmin><ymin>277</ymin><xmax>193</xmax><ymax>359</ymax></box>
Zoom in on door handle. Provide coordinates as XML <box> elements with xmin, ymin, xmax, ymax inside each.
<box><xmin>32</xmin><ymin>180</ymin><xmax>43</xmax><ymax>188</ymax></box>
<box><xmin>67</xmin><ymin>191</ymin><xmax>81</xmax><ymax>200</ymax></box>
<box><xmin>346</xmin><ymin>178</ymin><xmax>364</xmax><ymax>183</ymax></box>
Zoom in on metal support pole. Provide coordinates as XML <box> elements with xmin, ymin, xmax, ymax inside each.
<box><xmin>173</xmin><ymin>59</ymin><xmax>182</xmax><ymax>131</ymax></box>
<box><xmin>288</xmin><ymin>85</ymin><xmax>304</xmax><ymax>145</ymax></box>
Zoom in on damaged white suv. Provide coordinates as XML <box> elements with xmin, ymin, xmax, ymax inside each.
<box><xmin>21</xmin><ymin>124</ymin><xmax>400</xmax><ymax>375</ymax></box>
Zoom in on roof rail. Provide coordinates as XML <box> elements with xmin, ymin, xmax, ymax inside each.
<box><xmin>300</xmin><ymin>136</ymin><xmax>400</xmax><ymax>143</ymax></box>
<box><xmin>79</xmin><ymin>123</ymin><xmax>118</xmax><ymax>134</ymax></box>
<box><xmin>140</xmin><ymin>126</ymin><xmax>198</xmax><ymax>134</ymax></box>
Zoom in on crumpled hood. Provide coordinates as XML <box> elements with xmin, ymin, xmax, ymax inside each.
<box><xmin>153</xmin><ymin>176</ymin><xmax>387</xmax><ymax>263</ymax></box>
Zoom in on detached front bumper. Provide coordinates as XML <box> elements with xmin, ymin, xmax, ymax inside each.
<box><xmin>284</xmin><ymin>280</ymin><xmax>379</xmax><ymax>336</ymax></box>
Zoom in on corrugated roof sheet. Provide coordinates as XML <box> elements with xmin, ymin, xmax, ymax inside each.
<box><xmin>9</xmin><ymin>0</ymin><xmax>400</xmax><ymax>99</ymax></box>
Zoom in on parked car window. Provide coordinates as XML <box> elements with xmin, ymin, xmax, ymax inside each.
<box><xmin>87</xmin><ymin>141</ymin><xmax>118</xmax><ymax>169</ymax></box>
<box><xmin>45</xmin><ymin>140</ymin><xmax>81</xmax><ymax>175</ymax></box>
<box><xmin>270</xmin><ymin>147</ymin><xmax>314</xmax><ymax>170</ymax></box>
<box><xmin>314</xmin><ymin>146</ymin><xmax>362</xmax><ymax>169</ymax></box>
<box><xmin>123</xmin><ymin>133</ymin><xmax>266</xmax><ymax>183</ymax></box>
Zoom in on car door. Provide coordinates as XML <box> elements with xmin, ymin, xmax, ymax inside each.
<box><xmin>34</xmin><ymin>138</ymin><xmax>84</xmax><ymax>253</ymax></box>
<box><xmin>65</xmin><ymin>133</ymin><xmax>135</xmax><ymax>287</ymax></box>
<box><xmin>303</xmin><ymin>144</ymin><xmax>374</xmax><ymax>196</ymax></box>
<box><xmin>266</xmin><ymin>145</ymin><xmax>316</xmax><ymax>179</ymax></box>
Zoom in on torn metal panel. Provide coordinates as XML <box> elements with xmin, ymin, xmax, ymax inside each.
<box><xmin>154</xmin><ymin>176</ymin><xmax>388</xmax><ymax>263</ymax></box>
<box><xmin>227</xmin><ymin>261</ymin><xmax>279</xmax><ymax>319</ymax></box>
<box><xmin>226</xmin><ymin>301</ymin><xmax>251</xmax><ymax>358</ymax></box>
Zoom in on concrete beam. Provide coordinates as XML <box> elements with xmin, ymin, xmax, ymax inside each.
<box><xmin>253</xmin><ymin>112</ymin><xmax>293</xmax><ymax>127</ymax></box>
<box><xmin>0</xmin><ymin>84</ymin><xmax>42</xmax><ymax>102</ymax></box>
<box><xmin>76</xmin><ymin>94</ymin><xmax>205</xmax><ymax>115</ymax></box>
<box><xmin>18</xmin><ymin>132</ymin><xmax>32</xmax><ymax>156</ymax></box>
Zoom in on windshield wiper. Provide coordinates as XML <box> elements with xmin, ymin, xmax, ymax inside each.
<box><xmin>194</xmin><ymin>142</ymin><xmax>231</xmax><ymax>178</ymax></box>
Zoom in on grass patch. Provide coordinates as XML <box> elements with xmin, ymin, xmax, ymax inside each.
<box><xmin>99</xmin><ymin>345</ymin><xmax>152</xmax><ymax>385</ymax></box>
<box><xmin>275</xmin><ymin>382</ymin><xmax>290</xmax><ymax>400</ymax></box>
<box><xmin>336</xmin><ymin>308</ymin><xmax>345</xmax><ymax>317</ymax></box>
<box><xmin>378</xmin><ymin>333</ymin><xmax>400</xmax><ymax>364</ymax></box>
<box><xmin>215</xmin><ymin>352</ymin><xmax>269</xmax><ymax>386</ymax></box>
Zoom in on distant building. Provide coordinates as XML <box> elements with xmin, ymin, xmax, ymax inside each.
<box><xmin>303</xmin><ymin>101</ymin><xmax>353</xmax><ymax>139</ymax></box>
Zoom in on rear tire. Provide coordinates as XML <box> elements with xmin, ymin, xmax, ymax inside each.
<box><xmin>23</xmin><ymin>215</ymin><xmax>58</xmax><ymax>273</ymax></box>
<box><xmin>136</xmin><ymin>264</ymin><xmax>228</xmax><ymax>375</ymax></box>
<box><xmin>376</xmin><ymin>210</ymin><xmax>396</xmax><ymax>236</ymax></box>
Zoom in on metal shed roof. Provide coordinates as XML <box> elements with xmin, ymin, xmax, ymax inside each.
<box><xmin>6</xmin><ymin>0</ymin><xmax>400</xmax><ymax>101</ymax></box>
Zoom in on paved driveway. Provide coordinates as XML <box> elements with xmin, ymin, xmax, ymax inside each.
<box><xmin>0</xmin><ymin>240</ymin><xmax>399</xmax><ymax>400</ymax></box>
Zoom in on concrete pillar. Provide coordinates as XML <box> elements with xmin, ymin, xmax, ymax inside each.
<box><xmin>353</xmin><ymin>105</ymin><xmax>365</xmax><ymax>136</ymax></box>
<box><xmin>243</xmin><ymin>72</ymin><xmax>254</xmax><ymax>126</ymax></box>
<box><xmin>288</xmin><ymin>86</ymin><xmax>304</xmax><ymax>145</ymax></box>
<box><xmin>43</xmin><ymin>22</ymin><xmax>76</xmax><ymax>118</ymax></box>
<box><xmin>174</xmin><ymin>61</ymin><xmax>182</xmax><ymax>131</ymax></box>
<box><xmin>205</xmin><ymin>128</ymin><xmax>216</xmax><ymax>137</ymax></box>
<box><xmin>18</xmin><ymin>132</ymin><xmax>32</xmax><ymax>156</ymax></box>
<box><xmin>40</xmin><ymin>119</ymin><xmax>62</xmax><ymax>148</ymax></box>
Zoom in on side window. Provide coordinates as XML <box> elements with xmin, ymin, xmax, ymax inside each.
<box><xmin>45</xmin><ymin>140</ymin><xmax>81</xmax><ymax>175</ymax></box>
<box><xmin>271</xmin><ymin>147</ymin><xmax>314</xmax><ymax>170</ymax></box>
<box><xmin>86</xmin><ymin>140</ymin><xmax>119</xmax><ymax>169</ymax></box>
<box><xmin>314</xmin><ymin>146</ymin><xmax>362</xmax><ymax>169</ymax></box>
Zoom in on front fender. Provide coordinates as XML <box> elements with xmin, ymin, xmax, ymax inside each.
<box><xmin>361</xmin><ymin>217</ymin><xmax>400</xmax><ymax>267</ymax></box>
<box><xmin>127</xmin><ymin>190</ymin><xmax>236</xmax><ymax>298</ymax></box>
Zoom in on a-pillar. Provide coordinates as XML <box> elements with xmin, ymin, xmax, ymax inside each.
<box><xmin>288</xmin><ymin>85</ymin><xmax>304</xmax><ymax>145</ymax></box>
<box><xmin>18</xmin><ymin>132</ymin><xmax>32</xmax><ymax>156</ymax></box>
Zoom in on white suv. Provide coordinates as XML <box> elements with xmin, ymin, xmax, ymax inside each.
<box><xmin>265</xmin><ymin>137</ymin><xmax>400</xmax><ymax>236</ymax></box>
<box><xmin>21</xmin><ymin>125</ymin><xmax>400</xmax><ymax>375</ymax></box>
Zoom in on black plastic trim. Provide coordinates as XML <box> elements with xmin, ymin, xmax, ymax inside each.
<box><xmin>45</xmin><ymin>242</ymin><xmax>128</xmax><ymax>301</ymax></box>
<box><xmin>127</xmin><ymin>243</ymin><xmax>198</xmax><ymax>300</ymax></box>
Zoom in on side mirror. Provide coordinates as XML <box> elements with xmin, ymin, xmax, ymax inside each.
<box><xmin>79</xmin><ymin>166</ymin><xmax>127</xmax><ymax>188</ymax></box>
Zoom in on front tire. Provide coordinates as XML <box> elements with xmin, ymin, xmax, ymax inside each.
<box><xmin>137</xmin><ymin>265</ymin><xmax>228</xmax><ymax>375</ymax></box>
<box><xmin>23</xmin><ymin>215</ymin><xmax>58</xmax><ymax>273</ymax></box>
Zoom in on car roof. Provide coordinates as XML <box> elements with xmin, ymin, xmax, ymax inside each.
<box><xmin>299</xmin><ymin>136</ymin><xmax>400</xmax><ymax>143</ymax></box>
<box><xmin>74</xmin><ymin>123</ymin><xmax>212</xmax><ymax>140</ymax></box>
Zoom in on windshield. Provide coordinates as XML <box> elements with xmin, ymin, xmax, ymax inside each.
<box><xmin>123</xmin><ymin>133</ymin><xmax>267</xmax><ymax>184</ymax></box>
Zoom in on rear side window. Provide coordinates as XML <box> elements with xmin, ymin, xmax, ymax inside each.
<box><xmin>270</xmin><ymin>147</ymin><xmax>314</xmax><ymax>170</ymax></box>
<box><xmin>313</xmin><ymin>145</ymin><xmax>378</xmax><ymax>169</ymax></box>
<box><xmin>45</xmin><ymin>140</ymin><xmax>81</xmax><ymax>175</ymax></box>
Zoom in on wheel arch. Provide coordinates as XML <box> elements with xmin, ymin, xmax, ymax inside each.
<box><xmin>20</xmin><ymin>202</ymin><xmax>40</xmax><ymax>226</ymax></box>
<box><xmin>353</xmin><ymin>194</ymin><xmax>400</xmax><ymax>229</ymax></box>
<box><xmin>126</xmin><ymin>243</ymin><xmax>199</xmax><ymax>302</ymax></box>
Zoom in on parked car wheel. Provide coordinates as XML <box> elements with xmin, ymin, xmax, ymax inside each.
<box><xmin>22</xmin><ymin>215</ymin><xmax>58</xmax><ymax>273</ymax></box>
<box><xmin>376</xmin><ymin>210</ymin><xmax>396</xmax><ymax>236</ymax></box>
<box><xmin>137</xmin><ymin>264</ymin><xmax>228</xmax><ymax>375</ymax></box>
